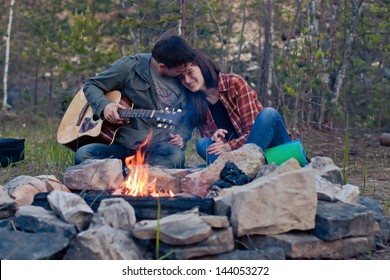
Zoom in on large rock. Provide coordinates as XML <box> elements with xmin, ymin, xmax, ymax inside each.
<box><xmin>168</xmin><ymin>227</ymin><xmax>235</xmax><ymax>260</ymax></box>
<box><xmin>308</xmin><ymin>156</ymin><xmax>344</xmax><ymax>185</ymax></box>
<box><xmin>240</xmin><ymin>232</ymin><xmax>372</xmax><ymax>259</ymax></box>
<box><xmin>0</xmin><ymin>185</ymin><xmax>17</xmax><ymax>219</ymax></box>
<box><xmin>90</xmin><ymin>198</ymin><xmax>136</xmax><ymax>230</ymax></box>
<box><xmin>64</xmin><ymin>225</ymin><xmax>144</xmax><ymax>260</ymax></box>
<box><xmin>148</xmin><ymin>166</ymin><xmax>181</xmax><ymax>194</ymax></box>
<box><xmin>133</xmin><ymin>211</ymin><xmax>213</xmax><ymax>245</ymax></box>
<box><xmin>47</xmin><ymin>191</ymin><xmax>94</xmax><ymax>232</ymax></box>
<box><xmin>316</xmin><ymin>176</ymin><xmax>360</xmax><ymax>204</ymax></box>
<box><xmin>35</xmin><ymin>175</ymin><xmax>70</xmax><ymax>192</ymax></box>
<box><xmin>62</xmin><ymin>158</ymin><xmax>123</xmax><ymax>191</ymax></box>
<box><xmin>180</xmin><ymin>144</ymin><xmax>265</xmax><ymax>197</ymax></box>
<box><xmin>313</xmin><ymin>201</ymin><xmax>380</xmax><ymax>241</ymax></box>
<box><xmin>4</xmin><ymin>176</ymin><xmax>48</xmax><ymax>206</ymax></box>
<box><xmin>13</xmin><ymin>205</ymin><xmax>77</xmax><ymax>239</ymax></box>
<box><xmin>0</xmin><ymin>229</ymin><xmax>70</xmax><ymax>260</ymax></box>
<box><xmin>215</xmin><ymin>159</ymin><xmax>317</xmax><ymax>236</ymax></box>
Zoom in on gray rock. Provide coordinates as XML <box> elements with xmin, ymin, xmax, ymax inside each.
<box><xmin>14</xmin><ymin>205</ymin><xmax>77</xmax><ymax>239</ymax></box>
<box><xmin>64</xmin><ymin>225</ymin><xmax>144</xmax><ymax>260</ymax></box>
<box><xmin>0</xmin><ymin>229</ymin><xmax>70</xmax><ymax>260</ymax></box>
<box><xmin>313</xmin><ymin>201</ymin><xmax>379</xmax><ymax>241</ymax></box>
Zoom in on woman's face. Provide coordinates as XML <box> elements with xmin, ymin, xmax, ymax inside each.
<box><xmin>179</xmin><ymin>64</ymin><xmax>206</xmax><ymax>92</ymax></box>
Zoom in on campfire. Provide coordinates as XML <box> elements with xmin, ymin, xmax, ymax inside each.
<box><xmin>113</xmin><ymin>131</ymin><xmax>174</xmax><ymax>198</ymax></box>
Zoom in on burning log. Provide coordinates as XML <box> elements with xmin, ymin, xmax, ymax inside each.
<box><xmin>32</xmin><ymin>192</ymin><xmax>214</xmax><ymax>220</ymax></box>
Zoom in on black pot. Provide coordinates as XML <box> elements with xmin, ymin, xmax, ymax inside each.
<box><xmin>0</xmin><ymin>138</ymin><xmax>25</xmax><ymax>167</ymax></box>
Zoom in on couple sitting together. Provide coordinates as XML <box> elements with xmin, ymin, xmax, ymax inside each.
<box><xmin>74</xmin><ymin>35</ymin><xmax>293</xmax><ymax>169</ymax></box>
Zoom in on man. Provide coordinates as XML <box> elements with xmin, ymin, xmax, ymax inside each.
<box><xmin>74</xmin><ymin>35</ymin><xmax>195</xmax><ymax>168</ymax></box>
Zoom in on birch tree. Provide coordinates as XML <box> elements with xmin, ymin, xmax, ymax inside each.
<box><xmin>2</xmin><ymin>0</ymin><xmax>15</xmax><ymax>110</ymax></box>
<box><xmin>331</xmin><ymin>0</ymin><xmax>366</xmax><ymax>105</ymax></box>
<box><xmin>259</xmin><ymin>0</ymin><xmax>274</xmax><ymax>106</ymax></box>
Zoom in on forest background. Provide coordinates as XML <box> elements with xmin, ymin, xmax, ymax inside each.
<box><xmin>1</xmin><ymin>0</ymin><xmax>389</xmax><ymax>133</ymax></box>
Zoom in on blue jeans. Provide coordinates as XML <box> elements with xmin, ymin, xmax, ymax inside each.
<box><xmin>196</xmin><ymin>107</ymin><xmax>291</xmax><ymax>164</ymax></box>
<box><xmin>74</xmin><ymin>142</ymin><xmax>185</xmax><ymax>168</ymax></box>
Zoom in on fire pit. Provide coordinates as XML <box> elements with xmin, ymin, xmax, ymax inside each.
<box><xmin>33</xmin><ymin>131</ymin><xmax>214</xmax><ymax>220</ymax></box>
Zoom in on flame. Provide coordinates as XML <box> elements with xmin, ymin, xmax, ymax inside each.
<box><xmin>119</xmin><ymin>131</ymin><xmax>174</xmax><ymax>197</ymax></box>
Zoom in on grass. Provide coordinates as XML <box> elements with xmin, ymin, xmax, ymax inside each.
<box><xmin>0</xmin><ymin>116</ymin><xmax>74</xmax><ymax>185</ymax></box>
<box><xmin>342</xmin><ymin>115</ymin><xmax>349</xmax><ymax>185</ymax></box>
<box><xmin>361</xmin><ymin>156</ymin><xmax>369</xmax><ymax>195</ymax></box>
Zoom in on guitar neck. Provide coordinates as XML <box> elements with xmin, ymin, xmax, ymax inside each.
<box><xmin>118</xmin><ymin>109</ymin><xmax>155</xmax><ymax>119</ymax></box>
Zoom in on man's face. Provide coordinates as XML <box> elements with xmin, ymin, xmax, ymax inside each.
<box><xmin>158</xmin><ymin>63</ymin><xmax>192</xmax><ymax>78</ymax></box>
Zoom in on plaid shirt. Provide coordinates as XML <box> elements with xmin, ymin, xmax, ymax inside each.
<box><xmin>198</xmin><ymin>73</ymin><xmax>264</xmax><ymax>150</ymax></box>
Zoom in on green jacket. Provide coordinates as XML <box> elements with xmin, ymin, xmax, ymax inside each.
<box><xmin>83</xmin><ymin>53</ymin><xmax>192</xmax><ymax>150</ymax></box>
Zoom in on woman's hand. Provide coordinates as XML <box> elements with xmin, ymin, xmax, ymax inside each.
<box><xmin>207</xmin><ymin>138</ymin><xmax>231</xmax><ymax>155</ymax></box>
<box><xmin>103</xmin><ymin>103</ymin><xmax>128</xmax><ymax>124</ymax></box>
<box><xmin>211</xmin><ymin>129</ymin><xmax>228</xmax><ymax>142</ymax></box>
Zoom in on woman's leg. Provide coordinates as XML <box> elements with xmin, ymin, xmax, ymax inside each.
<box><xmin>74</xmin><ymin>143</ymin><xmax>133</xmax><ymax>165</ymax></box>
<box><xmin>246</xmin><ymin>107</ymin><xmax>291</xmax><ymax>151</ymax></box>
<box><xmin>196</xmin><ymin>137</ymin><xmax>219</xmax><ymax>164</ymax></box>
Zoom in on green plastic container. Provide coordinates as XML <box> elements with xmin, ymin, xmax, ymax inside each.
<box><xmin>265</xmin><ymin>140</ymin><xmax>308</xmax><ymax>167</ymax></box>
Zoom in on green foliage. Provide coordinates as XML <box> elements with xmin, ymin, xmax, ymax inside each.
<box><xmin>1</xmin><ymin>0</ymin><xmax>389</xmax><ymax>131</ymax></box>
<box><xmin>53</xmin><ymin>8</ymin><xmax>120</xmax><ymax>82</ymax></box>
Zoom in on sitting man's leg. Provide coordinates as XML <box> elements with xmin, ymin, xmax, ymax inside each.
<box><xmin>145</xmin><ymin>142</ymin><xmax>185</xmax><ymax>168</ymax></box>
<box><xmin>74</xmin><ymin>143</ymin><xmax>134</xmax><ymax>165</ymax></box>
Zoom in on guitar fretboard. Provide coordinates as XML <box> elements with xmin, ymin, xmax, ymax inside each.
<box><xmin>118</xmin><ymin>109</ymin><xmax>155</xmax><ymax>118</ymax></box>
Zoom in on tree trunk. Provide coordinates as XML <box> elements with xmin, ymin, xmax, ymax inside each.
<box><xmin>232</xmin><ymin>0</ymin><xmax>247</xmax><ymax>73</ymax></box>
<box><xmin>179</xmin><ymin>0</ymin><xmax>186</xmax><ymax>36</ymax></box>
<box><xmin>255</xmin><ymin>2</ymin><xmax>263</xmax><ymax>99</ymax></box>
<box><xmin>2</xmin><ymin>0</ymin><xmax>15</xmax><ymax>110</ymax></box>
<box><xmin>259</xmin><ymin>0</ymin><xmax>274</xmax><ymax>106</ymax></box>
<box><xmin>205</xmin><ymin>0</ymin><xmax>226</xmax><ymax>71</ymax></box>
<box><xmin>331</xmin><ymin>0</ymin><xmax>365</xmax><ymax>105</ymax></box>
<box><xmin>191</xmin><ymin>0</ymin><xmax>197</xmax><ymax>46</ymax></box>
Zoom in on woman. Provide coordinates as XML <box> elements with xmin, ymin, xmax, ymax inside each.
<box><xmin>181</xmin><ymin>49</ymin><xmax>292</xmax><ymax>164</ymax></box>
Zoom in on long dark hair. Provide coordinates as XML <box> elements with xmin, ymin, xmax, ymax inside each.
<box><xmin>187</xmin><ymin>49</ymin><xmax>220</xmax><ymax>127</ymax></box>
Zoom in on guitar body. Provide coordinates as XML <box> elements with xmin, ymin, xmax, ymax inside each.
<box><xmin>57</xmin><ymin>89</ymin><xmax>132</xmax><ymax>151</ymax></box>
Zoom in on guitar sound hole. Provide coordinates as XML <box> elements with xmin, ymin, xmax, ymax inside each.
<box><xmin>92</xmin><ymin>114</ymin><xmax>100</xmax><ymax>121</ymax></box>
<box><xmin>80</xmin><ymin>117</ymin><xmax>98</xmax><ymax>133</ymax></box>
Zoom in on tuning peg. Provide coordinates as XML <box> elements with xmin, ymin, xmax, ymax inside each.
<box><xmin>177</xmin><ymin>109</ymin><xmax>182</xmax><ymax>113</ymax></box>
<box><xmin>162</xmin><ymin>118</ymin><xmax>167</xmax><ymax>123</ymax></box>
<box><xmin>157</xmin><ymin>123</ymin><xmax>162</xmax><ymax>128</ymax></box>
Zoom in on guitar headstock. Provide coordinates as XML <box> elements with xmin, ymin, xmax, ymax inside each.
<box><xmin>155</xmin><ymin>108</ymin><xmax>183</xmax><ymax>128</ymax></box>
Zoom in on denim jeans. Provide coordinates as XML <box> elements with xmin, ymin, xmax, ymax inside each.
<box><xmin>196</xmin><ymin>107</ymin><xmax>291</xmax><ymax>164</ymax></box>
<box><xmin>74</xmin><ymin>142</ymin><xmax>185</xmax><ymax>168</ymax></box>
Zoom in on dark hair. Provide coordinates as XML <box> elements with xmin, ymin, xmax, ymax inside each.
<box><xmin>187</xmin><ymin>49</ymin><xmax>221</xmax><ymax>127</ymax></box>
<box><xmin>152</xmin><ymin>35</ymin><xmax>195</xmax><ymax>69</ymax></box>
<box><xmin>192</xmin><ymin>49</ymin><xmax>220</xmax><ymax>88</ymax></box>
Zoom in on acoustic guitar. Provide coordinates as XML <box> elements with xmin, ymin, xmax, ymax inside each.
<box><xmin>57</xmin><ymin>89</ymin><xmax>182</xmax><ymax>151</ymax></box>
